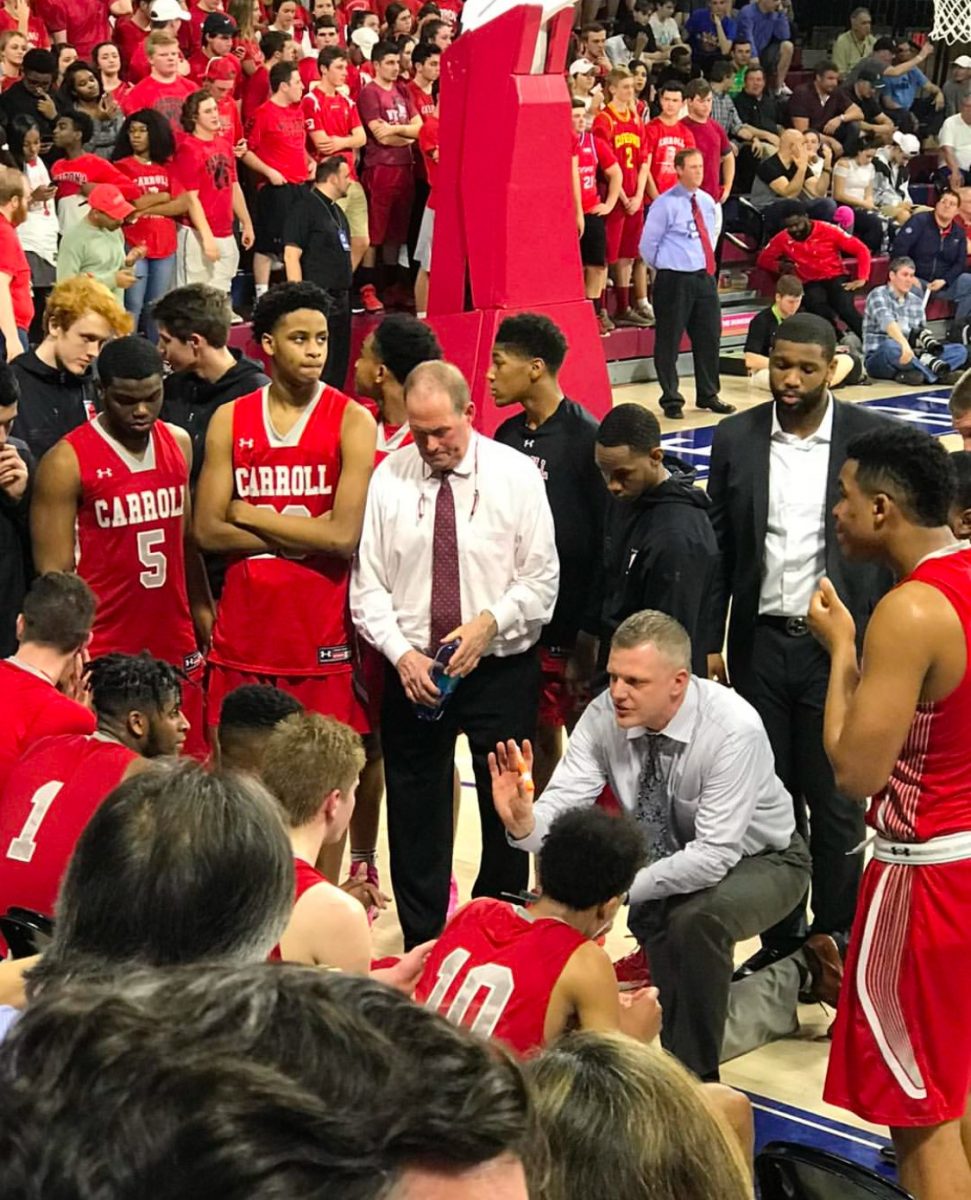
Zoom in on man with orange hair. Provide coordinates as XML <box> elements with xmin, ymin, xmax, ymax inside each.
<box><xmin>10</xmin><ymin>275</ymin><xmax>132</xmax><ymax>461</ymax></box>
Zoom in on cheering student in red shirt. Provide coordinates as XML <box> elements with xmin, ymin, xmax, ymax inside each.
<box><xmin>357</xmin><ymin>40</ymin><xmax>420</xmax><ymax>313</ymax></box>
<box><xmin>122</xmin><ymin>30</ymin><xmax>197</xmax><ymax>133</ymax></box>
<box><xmin>126</xmin><ymin>0</ymin><xmax>193</xmax><ymax>84</ymax></box>
<box><xmin>241</xmin><ymin>61</ymin><xmax>310</xmax><ymax>303</ymax></box>
<box><xmin>187</xmin><ymin>11</ymin><xmax>243</xmax><ymax>93</ymax></box>
<box><xmin>203</xmin><ymin>57</ymin><xmax>245</xmax><ymax>144</ymax></box>
<box><xmin>303</xmin><ymin>46</ymin><xmax>368</xmax><ymax>271</ymax></box>
<box><xmin>50</xmin><ymin>110</ymin><xmax>138</xmax><ymax>233</ymax></box>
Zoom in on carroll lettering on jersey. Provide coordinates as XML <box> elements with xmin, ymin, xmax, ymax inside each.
<box><xmin>93</xmin><ymin>485</ymin><xmax>186</xmax><ymax>529</ymax></box>
<box><xmin>234</xmin><ymin>464</ymin><xmax>333</xmax><ymax>499</ymax></box>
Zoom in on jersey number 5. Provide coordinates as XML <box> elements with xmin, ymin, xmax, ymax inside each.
<box><xmin>424</xmin><ymin>947</ymin><xmax>514</xmax><ymax>1038</ymax></box>
<box><xmin>137</xmin><ymin>528</ymin><xmax>168</xmax><ymax>589</ymax></box>
<box><xmin>7</xmin><ymin>780</ymin><xmax>64</xmax><ymax>864</ymax></box>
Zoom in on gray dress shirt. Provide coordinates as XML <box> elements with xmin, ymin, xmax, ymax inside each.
<box><xmin>514</xmin><ymin>678</ymin><xmax>795</xmax><ymax>904</ymax></box>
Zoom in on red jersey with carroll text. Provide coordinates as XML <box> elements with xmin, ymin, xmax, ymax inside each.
<box><xmin>114</xmin><ymin>156</ymin><xmax>182</xmax><ymax>259</ymax></box>
<box><xmin>593</xmin><ymin>103</ymin><xmax>644</xmax><ymax>195</ymax></box>
<box><xmin>0</xmin><ymin>660</ymin><xmax>95</xmax><ymax>795</ymax></box>
<box><xmin>0</xmin><ymin>733</ymin><xmax>136</xmax><ymax>923</ymax></box>
<box><xmin>209</xmin><ymin>384</ymin><xmax>354</xmax><ymax>676</ymax></box>
<box><xmin>576</xmin><ymin>128</ymin><xmax>617</xmax><ymax>214</ymax></box>
<box><xmin>414</xmin><ymin>898</ymin><xmax>588</xmax><ymax>1057</ymax></box>
<box><xmin>642</xmin><ymin>117</ymin><xmax>696</xmax><ymax>196</ymax></box>
<box><xmin>65</xmin><ymin>418</ymin><xmax>199</xmax><ymax>672</ymax></box>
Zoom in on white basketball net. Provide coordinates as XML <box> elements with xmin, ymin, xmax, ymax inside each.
<box><xmin>931</xmin><ymin>0</ymin><xmax>971</xmax><ymax>45</ymax></box>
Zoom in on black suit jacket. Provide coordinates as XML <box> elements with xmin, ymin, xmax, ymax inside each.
<box><xmin>707</xmin><ymin>397</ymin><xmax>893</xmax><ymax>688</ymax></box>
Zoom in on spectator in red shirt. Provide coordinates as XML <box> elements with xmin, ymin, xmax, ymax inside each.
<box><xmin>203</xmin><ymin>57</ymin><xmax>245</xmax><ymax>143</ymax></box>
<box><xmin>0</xmin><ymin>0</ymin><xmax>50</xmax><ymax>51</ymax></box>
<box><xmin>407</xmin><ymin>40</ymin><xmax>437</xmax><ymax>119</ymax></box>
<box><xmin>240</xmin><ymin>27</ymin><xmax>287</xmax><ymax>127</ymax></box>
<box><xmin>643</xmin><ymin>80</ymin><xmax>696</xmax><ymax>201</ymax></box>
<box><xmin>181</xmin><ymin>0</ymin><xmax>226</xmax><ymax>60</ymax></box>
<box><xmin>93</xmin><ymin>42</ymin><xmax>133</xmax><ymax>107</ymax></box>
<box><xmin>188</xmin><ymin>12</ymin><xmax>243</xmax><ymax>93</ymax></box>
<box><xmin>384</xmin><ymin>2</ymin><xmax>415</xmax><ymax>37</ymax></box>
<box><xmin>573</xmin><ymin>96</ymin><xmax>622</xmax><ymax>335</ymax></box>
<box><xmin>756</xmin><ymin>200</ymin><xmax>870</xmax><ymax>338</ymax></box>
<box><xmin>683</xmin><ymin>78</ymin><xmax>733</xmax><ymax>224</ymax></box>
<box><xmin>122</xmin><ymin>31</ymin><xmax>197</xmax><ymax>132</ymax></box>
<box><xmin>172</xmin><ymin>89</ymin><xmax>253</xmax><ymax>300</ymax></box>
<box><xmin>0</xmin><ymin>30</ymin><xmax>25</xmax><ymax>91</ymax></box>
<box><xmin>127</xmin><ymin>0</ymin><xmax>193</xmax><ymax>84</ymax></box>
<box><xmin>242</xmin><ymin>60</ymin><xmax>310</xmax><ymax>299</ymax></box>
<box><xmin>418</xmin><ymin>16</ymin><xmax>451</xmax><ymax>52</ymax></box>
<box><xmin>357</xmin><ymin>39</ymin><xmax>420</xmax><ymax>312</ymax></box>
<box><xmin>0</xmin><ymin>166</ymin><xmax>32</xmax><ymax>359</ymax></box>
<box><xmin>112</xmin><ymin>0</ymin><xmax>153</xmax><ymax>73</ymax></box>
<box><xmin>50</xmin><ymin>110</ymin><xmax>137</xmax><ymax>231</ymax></box>
<box><xmin>299</xmin><ymin>17</ymin><xmax>340</xmax><ymax>87</ymax></box>
<box><xmin>58</xmin><ymin>0</ymin><xmax>123</xmax><ymax>62</ymax></box>
<box><xmin>414</xmin><ymin>102</ymin><xmax>437</xmax><ymax>315</ymax></box>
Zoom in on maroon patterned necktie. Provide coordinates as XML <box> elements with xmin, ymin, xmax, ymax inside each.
<box><xmin>691</xmin><ymin>193</ymin><xmax>716</xmax><ymax>275</ymax></box>
<box><xmin>429</xmin><ymin>471</ymin><xmax>462</xmax><ymax>653</ymax></box>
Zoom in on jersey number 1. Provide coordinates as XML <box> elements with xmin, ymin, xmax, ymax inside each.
<box><xmin>7</xmin><ymin>780</ymin><xmax>64</xmax><ymax>864</ymax></box>
<box><xmin>424</xmin><ymin>947</ymin><xmax>514</xmax><ymax>1038</ymax></box>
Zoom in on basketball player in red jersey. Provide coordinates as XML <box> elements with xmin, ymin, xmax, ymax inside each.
<box><xmin>30</xmin><ymin>337</ymin><xmax>213</xmax><ymax>759</ymax></box>
<box><xmin>415</xmin><ymin>807</ymin><xmax>661</xmax><ymax>1056</ymax></box>
<box><xmin>593</xmin><ymin>66</ymin><xmax>651</xmax><ymax>330</ymax></box>
<box><xmin>194</xmin><ymin>282</ymin><xmax>376</xmax><ymax>736</ymax></box>
<box><xmin>0</xmin><ymin>572</ymin><xmax>97</xmax><ymax>792</ymax></box>
<box><xmin>0</xmin><ymin>652</ymin><xmax>187</xmax><ymax>932</ymax></box>
<box><xmin>808</xmin><ymin>425</ymin><xmax>971</xmax><ymax>1199</ymax></box>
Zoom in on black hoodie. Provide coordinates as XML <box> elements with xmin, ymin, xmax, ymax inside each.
<box><xmin>10</xmin><ymin>351</ymin><xmax>97</xmax><ymax>463</ymax></box>
<box><xmin>598</xmin><ymin>454</ymin><xmax>719</xmax><ymax>676</ymax></box>
<box><xmin>161</xmin><ymin>351</ymin><xmax>269</xmax><ymax>486</ymax></box>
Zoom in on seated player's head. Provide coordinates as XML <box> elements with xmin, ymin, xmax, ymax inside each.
<box><xmin>1</xmin><ymin>963</ymin><xmax>535</xmax><ymax>1200</ymax></box>
<box><xmin>215</xmin><ymin>683</ymin><xmax>304</xmax><ymax>774</ymax></box>
<box><xmin>26</xmin><ymin>761</ymin><xmax>294</xmax><ymax>996</ymax></box>
<box><xmin>261</xmin><ymin>712</ymin><xmax>365</xmax><ymax>842</ymax></box>
<box><xmin>525</xmin><ymin>1032</ymin><xmax>750</xmax><ymax>1200</ymax></box>
<box><xmin>768</xmin><ymin>311</ymin><xmax>836</xmax><ymax>414</ymax></box>
<box><xmin>488</xmin><ymin>313</ymin><xmax>568</xmax><ymax>409</ymax></box>
<box><xmin>96</xmin><ymin>336</ymin><xmax>165</xmax><ymax>443</ymax></box>
<box><xmin>594</xmin><ymin>402</ymin><xmax>664</xmax><ymax>501</ymax></box>
<box><xmin>152</xmin><ymin>283</ymin><xmax>234</xmax><ymax>373</ymax></box>
<box><xmin>836</xmin><ymin>425</ymin><xmax>957</xmax><ymax>562</ymax></box>
<box><xmin>949</xmin><ymin>451</ymin><xmax>971</xmax><ymax>539</ymax></box>
<box><xmin>252</xmin><ymin>282</ymin><xmax>332</xmax><ymax>387</ymax></box>
<box><xmin>404</xmin><ymin>360</ymin><xmax>473</xmax><ymax>473</ymax></box>
<box><xmin>354</xmin><ymin>313</ymin><xmax>443</xmax><ymax>405</ymax></box>
<box><xmin>536</xmin><ymin>809</ymin><xmax>644</xmax><ymax>938</ymax></box>
<box><xmin>949</xmin><ymin>367</ymin><xmax>971</xmax><ymax>449</ymax></box>
<box><xmin>41</xmin><ymin>276</ymin><xmax>133</xmax><ymax>376</ymax></box>
<box><xmin>773</xmin><ymin>273</ymin><xmax>803</xmax><ymax>318</ymax></box>
<box><xmin>606</xmin><ymin>609</ymin><xmax>692</xmax><ymax>731</ymax></box>
<box><xmin>86</xmin><ymin>651</ymin><xmax>188</xmax><ymax>756</ymax></box>
<box><xmin>16</xmin><ymin>571</ymin><xmax>95</xmax><ymax>656</ymax></box>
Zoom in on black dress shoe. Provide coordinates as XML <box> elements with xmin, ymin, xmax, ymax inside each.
<box><xmin>662</xmin><ymin>407</ymin><xmax>684</xmax><ymax>420</ymax></box>
<box><xmin>696</xmin><ymin>397</ymin><xmax>736</xmax><ymax>414</ymax></box>
<box><xmin>731</xmin><ymin>944</ymin><xmax>791</xmax><ymax>982</ymax></box>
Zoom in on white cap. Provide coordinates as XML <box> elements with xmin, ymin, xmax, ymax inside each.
<box><xmin>569</xmin><ymin>57</ymin><xmax>596</xmax><ymax>76</ymax></box>
<box><xmin>350</xmin><ymin>26</ymin><xmax>379</xmax><ymax>57</ymax></box>
<box><xmin>150</xmin><ymin>0</ymin><xmax>192</xmax><ymax>20</ymax></box>
<box><xmin>892</xmin><ymin>131</ymin><xmax>920</xmax><ymax>155</ymax></box>
<box><xmin>954</xmin><ymin>54</ymin><xmax>971</xmax><ymax>67</ymax></box>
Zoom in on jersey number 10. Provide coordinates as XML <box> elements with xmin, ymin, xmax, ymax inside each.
<box><xmin>423</xmin><ymin>947</ymin><xmax>515</xmax><ymax>1038</ymax></box>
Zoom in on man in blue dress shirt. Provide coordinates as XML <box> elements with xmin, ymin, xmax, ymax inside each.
<box><xmin>640</xmin><ymin>147</ymin><xmax>734</xmax><ymax>420</ymax></box>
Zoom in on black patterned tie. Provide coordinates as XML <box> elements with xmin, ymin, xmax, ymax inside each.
<box><xmin>636</xmin><ymin>734</ymin><xmax>672</xmax><ymax>862</ymax></box>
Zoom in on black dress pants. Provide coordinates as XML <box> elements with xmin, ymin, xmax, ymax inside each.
<box><xmin>652</xmin><ymin>268</ymin><xmax>721</xmax><ymax>415</ymax></box>
<box><xmin>802</xmin><ymin>274</ymin><xmax>863</xmax><ymax>338</ymax></box>
<box><xmin>381</xmin><ymin>648</ymin><xmax>539</xmax><ymax>949</ymax></box>
<box><xmin>734</xmin><ymin>622</ymin><xmax>865</xmax><ymax>950</ymax></box>
<box><xmin>321</xmin><ymin>288</ymin><xmax>351</xmax><ymax>393</ymax></box>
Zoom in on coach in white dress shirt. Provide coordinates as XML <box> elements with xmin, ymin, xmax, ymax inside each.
<box><xmin>492</xmin><ymin>609</ymin><xmax>810</xmax><ymax>1082</ymax></box>
<box><xmin>352</xmin><ymin>361</ymin><xmax>559</xmax><ymax>949</ymax></box>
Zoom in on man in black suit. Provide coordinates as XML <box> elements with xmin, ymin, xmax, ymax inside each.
<box><xmin>707</xmin><ymin>312</ymin><xmax>892</xmax><ymax>976</ymax></box>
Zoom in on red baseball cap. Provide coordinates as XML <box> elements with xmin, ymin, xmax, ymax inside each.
<box><xmin>87</xmin><ymin>184</ymin><xmax>135</xmax><ymax>221</ymax></box>
<box><xmin>204</xmin><ymin>55</ymin><xmax>238</xmax><ymax>80</ymax></box>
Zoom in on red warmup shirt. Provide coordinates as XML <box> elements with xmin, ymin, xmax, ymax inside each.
<box><xmin>684</xmin><ymin>115</ymin><xmax>730</xmax><ymax>202</ymax></box>
<box><xmin>51</xmin><ymin>154</ymin><xmax>138</xmax><ymax>201</ymax></box>
<box><xmin>268</xmin><ymin>857</ymin><xmax>329</xmax><ymax>961</ymax></box>
<box><xmin>172</xmin><ymin>132</ymin><xmax>238</xmax><ymax>237</ymax></box>
<box><xmin>0</xmin><ymin>8</ymin><xmax>50</xmax><ymax>48</ymax></box>
<box><xmin>0</xmin><ymin>733</ymin><xmax>136</xmax><ymax>927</ymax></box>
<box><xmin>58</xmin><ymin>0</ymin><xmax>111</xmax><ymax>57</ymax></box>
<box><xmin>358</xmin><ymin>79</ymin><xmax>416</xmax><ymax>169</ymax></box>
<box><xmin>187</xmin><ymin>48</ymin><xmax>243</xmax><ymax>93</ymax></box>
<box><xmin>302</xmin><ymin>87</ymin><xmax>362</xmax><ymax>175</ymax></box>
<box><xmin>248</xmin><ymin>98</ymin><xmax>309</xmax><ymax>184</ymax></box>
<box><xmin>121</xmin><ymin>74</ymin><xmax>198</xmax><ymax>132</ymax></box>
<box><xmin>0</xmin><ymin>659</ymin><xmax>95</xmax><ymax>795</ymax></box>
<box><xmin>576</xmin><ymin>127</ymin><xmax>617</xmax><ymax>214</ymax></box>
<box><xmin>643</xmin><ymin>117</ymin><xmax>696</xmax><ymax>196</ymax></box>
<box><xmin>757</xmin><ymin>219</ymin><xmax>872</xmax><ymax>283</ymax></box>
<box><xmin>209</xmin><ymin>383</ymin><xmax>355</xmax><ymax>676</ymax></box>
<box><xmin>593</xmin><ymin>103</ymin><xmax>644</xmax><ymax>196</ymax></box>
<box><xmin>0</xmin><ymin>210</ymin><xmax>32</xmax><ymax>331</ymax></box>
<box><xmin>414</xmin><ymin>898</ymin><xmax>588</xmax><ymax>1058</ymax></box>
<box><xmin>418</xmin><ymin>112</ymin><xmax>438</xmax><ymax>206</ymax></box>
<box><xmin>64</xmin><ymin>418</ymin><xmax>199</xmax><ymax>671</ymax></box>
<box><xmin>114</xmin><ymin>156</ymin><xmax>183</xmax><ymax>259</ymax></box>
<box><xmin>113</xmin><ymin>15</ymin><xmax>150</xmax><ymax>72</ymax></box>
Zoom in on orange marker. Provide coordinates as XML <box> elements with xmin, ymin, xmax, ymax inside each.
<box><xmin>516</xmin><ymin>753</ymin><xmax>535</xmax><ymax>796</ymax></box>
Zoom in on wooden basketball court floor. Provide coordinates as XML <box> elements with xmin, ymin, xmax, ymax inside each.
<box><xmin>366</xmin><ymin>373</ymin><xmax>959</xmax><ymax>1180</ymax></box>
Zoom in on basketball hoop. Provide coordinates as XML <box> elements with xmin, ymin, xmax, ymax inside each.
<box><xmin>931</xmin><ymin>0</ymin><xmax>971</xmax><ymax>46</ymax></box>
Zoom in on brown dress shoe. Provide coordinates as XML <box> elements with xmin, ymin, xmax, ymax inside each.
<box><xmin>803</xmin><ymin>933</ymin><xmax>843</xmax><ymax>1007</ymax></box>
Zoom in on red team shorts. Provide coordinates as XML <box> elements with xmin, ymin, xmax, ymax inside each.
<box><xmin>206</xmin><ymin>663</ymin><xmax>370</xmax><ymax>736</ymax></box>
<box><xmin>180</xmin><ymin>661</ymin><xmax>209</xmax><ymax>760</ymax></box>
<box><xmin>825</xmin><ymin>855</ymin><xmax>971</xmax><ymax>1127</ymax></box>
<box><xmin>362</xmin><ymin>164</ymin><xmax>415</xmax><ymax>246</ymax></box>
<box><xmin>604</xmin><ymin>205</ymin><xmax>644</xmax><ymax>264</ymax></box>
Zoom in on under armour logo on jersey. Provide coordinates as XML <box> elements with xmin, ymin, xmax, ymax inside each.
<box><xmin>238</xmin><ymin>438</ymin><xmax>255</xmax><ymax>449</ymax></box>
<box><xmin>96</xmin><ymin>468</ymin><xmax>113</xmax><ymax>479</ymax></box>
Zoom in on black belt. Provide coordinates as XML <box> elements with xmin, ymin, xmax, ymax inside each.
<box><xmin>758</xmin><ymin>614</ymin><xmax>810</xmax><ymax>637</ymax></box>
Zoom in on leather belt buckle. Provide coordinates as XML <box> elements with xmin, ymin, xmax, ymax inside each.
<box><xmin>785</xmin><ymin>616</ymin><xmax>809</xmax><ymax>637</ymax></box>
